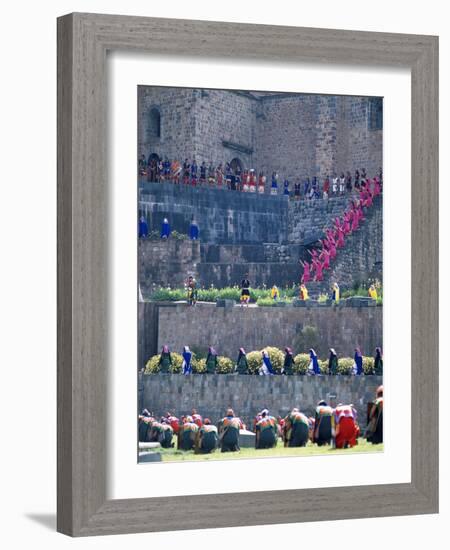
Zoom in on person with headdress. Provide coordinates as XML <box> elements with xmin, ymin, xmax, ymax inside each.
<box><xmin>283</xmin><ymin>179</ymin><xmax>290</xmax><ymax>196</ymax></box>
<box><xmin>186</xmin><ymin>275</ymin><xmax>197</xmax><ymax>306</ymax></box>
<box><xmin>328</xmin><ymin>348</ymin><xmax>338</xmax><ymax>375</ymax></box>
<box><xmin>166</xmin><ymin>412</ymin><xmax>180</xmax><ymax>434</ymax></box>
<box><xmin>283</xmin><ymin>408</ymin><xmax>309</xmax><ymax>447</ymax></box>
<box><xmin>138</xmin><ymin>215</ymin><xmax>149</xmax><ymax>238</ymax></box>
<box><xmin>242</xmin><ymin>169</ymin><xmax>249</xmax><ymax>192</ymax></box>
<box><xmin>234</xmin><ymin>164</ymin><xmax>242</xmax><ymax>191</ymax></box>
<box><xmin>236</xmin><ymin>348</ymin><xmax>249</xmax><ymax>374</ymax></box>
<box><xmin>283</xmin><ymin>347</ymin><xmax>294</xmax><ymax>375</ymax></box>
<box><xmin>205</xmin><ymin>346</ymin><xmax>218</xmax><ymax>374</ymax></box>
<box><xmin>299</xmin><ymin>283</ymin><xmax>309</xmax><ymax>301</ymax></box>
<box><xmin>313</xmin><ymin>400</ymin><xmax>335</xmax><ymax>446</ymax></box>
<box><xmin>183</xmin><ymin>158</ymin><xmax>190</xmax><ymax>184</ymax></box>
<box><xmin>208</xmin><ymin>161</ymin><xmax>215</xmax><ymax>186</ymax></box>
<box><xmin>150</xmin><ymin>419</ymin><xmax>174</xmax><ymax>448</ymax></box>
<box><xmin>189</xmin><ymin>217</ymin><xmax>199</xmax><ymax>240</ymax></box>
<box><xmin>368</xmin><ymin>284</ymin><xmax>378</xmax><ymax>300</ymax></box>
<box><xmin>299</xmin><ymin>260</ymin><xmax>311</xmax><ymax>284</ymax></box>
<box><xmin>258</xmin><ymin>171</ymin><xmax>266</xmax><ymax>194</ymax></box>
<box><xmin>312</xmin><ymin>258</ymin><xmax>324</xmax><ymax>282</ymax></box>
<box><xmin>260</xmin><ymin>350</ymin><xmax>275</xmax><ymax>375</ymax></box>
<box><xmin>160</xmin><ymin>217</ymin><xmax>170</xmax><ymax>239</ymax></box>
<box><xmin>255</xmin><ymin>409</ymin><xmax>278</xmax><ymax>449</ymax></box>
<box><xmin>323</xmin><ymin>175</ymin><xmax>330</xmax><ymax>198</ymax></box>
<box><xmin>195</xmin><ymin>418</ymin><xmax>218</xmax><ymax>454</ymax></box>
<box><xmin>332</xmin><ymin>282</ymin><xmax>340</xmax><ymax>304</ymax></box>
<box><xmin>191</xmin><ymin>408</ymin><xmax>203</xmax><ymax>428</ymax></box>
<box><xmin>199</xmin><ymin>161</ymin><xmax>207</xmax><ymax>185</ymax></box>
<box><xmin>138</xmin><ymin>413</ymin><xmax>154</xmax><ymax>442</ymax></box>
<box><xmin>182</xmin><ymin>346</ymin><xmax>193</xmax><ymax>375</ymax></box>
<box><xmin>178</xmin><ymin>415</ymin><xmax>199</xmax><ymax>450</ymax></box>
<box><xmin>270</xmin><ymin>285</ymin><xmax>279</xmax><ymax>301</ymax></box>
<box><xmin>215</xmin><ymin>163</ymin><xmax>223</xmax><ymax>188</ymax></box>
<box><xmin>334</xmin><ymin>403</ymin><xmax>360</xmax><ymax>448</ymax></box>
<box><xmin>339</xmin><ymin>172</ymin><xmax>346</xmax><ymax>194</ymax></box>
<box><xmin>158</xmin><ymin>345</ymin><xmax>172</xmax><ymax>373</ymax></box>
<box><xmin>171</xmin><ymin>158</ymin><xmax>181</xmax><ymax>184</ymax></box>
<box><xmin>374</xmin><ymin>347</ymin><xmax>383</xmax><ymax>375</ymax></box>
<box><xmin>190</xmin><ymin>158</ymin><xmax>198</xmax><ymax>186</ymax></box>
<box><xmin>219</xmin><ymin>408</ymin><xmax>243</xmax><ymax>452</ymax></box>
<box><xmin>353</xmin><ymin>347</ymin><xmax>363</xmax><ymax>375</ymax></box>
<box><xmin>308</xmin><ymin>349</ymin><xmax>320</xmax><ymax>375</ymax></box>
<box><xmin>366</xmin><ymin>385</ymin><xmax>383</xmax><ymax>444</ymax></box>
<box><xmin>240</xmin><ymin>273</ymin><xmax>251</xmax><ymax>307</ymax></box>
<box><xmin>249</xmin><ymin>169</ymin><xmax>257</xmax><ymax>192</ymax></box>
<box><xmin>271</xmin><ymin>172</ymin><xmax>278</xmax><ymax>195</ymax></box>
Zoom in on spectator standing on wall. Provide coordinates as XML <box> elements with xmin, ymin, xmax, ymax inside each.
<box><xmin>323</xmin><ymin>175</ymin><xmax>330</xmax><ymax>198</ymax></box>
<box><xmin>138</xmin><ymin>215</ymin><xmax>148</xmax><ymax>238</ymax></box>
<box><xmin>183</xmin><ymin>158</ymin><xmax>190</xmax><ymax>184</ymax></box>
<box><xmin>354</xmin><ymin>169</ymin><xmax>360</xmax><ymax>189</ymax></box>
<box><xmin>189</xmin><ymin>217</ymin><xmax>199</xmax><ymax>240</ymax></box>
<box><xmin>258</xmin><ymin>171</ymin><xmax>266</xmax><ymax>194</ymax></box>
<box><xmin>160</xmin><ymin>217</ymin><xmax>170</xmax><ymax>239</ymax></box>
<box><xmin>346</xmin><ymin>170</ymin><xmax>352</xmax><ymax>192</ymax></box>
<box><xmin>271</xmin><ymin>172</ymin><xmax>278</xmax><ymax>195</ymax></box>
<box><xmin>339</xmin><ymin>172</ymin><xmax>346</xmax><ymax>194</ymax></box>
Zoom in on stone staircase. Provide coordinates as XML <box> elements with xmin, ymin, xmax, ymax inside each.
<box><xmin>304</xmin><ymin>195</ymin><xmax>383</xmax><ymax>296</ymax></box>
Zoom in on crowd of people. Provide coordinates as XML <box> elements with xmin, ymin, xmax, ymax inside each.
<box><xmin>138</xmin><ymin>154</ymin><xmax>382</xmax><ymax>199</ymax></box>
<box><xmin>138</xmin><ymin>385</ymin><xmax>383</xmax><ymax>454</ymax></box>
<box><xmin>156</xmin><ymin>345</ymin><xmax>383</xmax><ymax>376</ymax></box>
<box><xmin>299</xmin><ymin>176</ymin><xmax>382</xmax><ymax>283</ymax></box>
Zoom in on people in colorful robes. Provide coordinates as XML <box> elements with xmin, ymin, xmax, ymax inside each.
<box><xmin>219</xmin><ymin>409</ymin><xmax>242</xmax><ymax>452</ymax></box>
<box><xmin>138</xmin><ymin>414</ymin><xmax>154</xmax><ymax>442</ymax></box>
<box><xmin>271</xmin><ymin>172</ymin><xmax>278</xmax><ymax>195</ymax></box>
<box><xmin>313</xmin><ymin>400</ymin><xmax>335</xmax><ymax>446</ymax></box>
<box><xmin>236</xmin><ymin>348</ymin><xmax>249</xmax><ymax>374</ymax></box>
<box><xmin>240</xmin><ymin>274</ymin><xmax>250</xmax><ymax>307</ymax></box>
<box><xmin>374</xmin><ymin>347</ymin><xmax>383</xmax><ymax>375</ymax></box>
<box><xmin>190</xmin><ymin>159</ymin><xmax>198</xmax><ymax>185</ymax></box>
<box><xmin>166</xmin><ymin>412</ymin><xmax>180</xmax><ymax>434</ymax></box>
<box><xmin>171</xmin><ymin>159</ymin><xmax>181</xmax><ymax>184</ymax></box>
<box><xmin>283</xmin><ymin>179</ymin><xmax>290</xmax><ymax>196</ymax></box>
<box><xmin>260</xmin><ymin>350</ymin><xmax>275</xmax><ymax>375</ymax></box>
<box><xmin>208</xmin><ymin>162</ymin><xmax>215</xmax><ymax>186</ymax></box>
<box><xmin>299</xmin><ymin>283</ymin><xmax>309</xmax><ymax>301</ymax></box>
<box><xmin>195</xmin><ymin>419</ymin><xmax>218</xmax><ymax>454</ymax></box>
<box><xmin>178</xmin><ymin>416</ymin><xmax>199</xmax><ymax>450</ymax></box>
<box><xmin>216</xmin><ymin>163</ymin><xmax>223</xmax><ymax>188</ymax></box>
<box><xmin>283</xmin><ymin>408</ymin><xmax>310</xmax><ymax>447</ymax></box>
<box><xmin>160</xmin><ymin>217</ymin><xmax>170</xmax><ymax>239</ymax></box>
<box><xmin>189</xmin><ymin>218</ymin><xmax>199</xmax><ymax>240</ymax></box>
<box><xmin>258</xmin><ymin>172</ymin><xmax>266</xmax><ymax>193</ymax></box>
<box><xmin>183</xmin><ymin>158</ymin><xmax>190</xmax><ymax>184</ymax></box>
<box><xmin>182</xmin><ymin>346</ymin><xmax>193</xmax><ymax>375</ymax></box>
<box><xmin>282</xmin><ymin>347</ymin><xmax>294</xmax><ymax>375</ymax></box>
<box><xmin>255</xmin><ymin>410</ymin><xmax>278</xmax><ymax>449</ymax></box>
<box><xmin>187</xmin><ymin>276</ymin><xmax>197</xmax><ymax>306</ymax></box>
<box><xmin>332</xmin><ymin>282</ymin><xmax>340</xmax><ymax>304</ymax></box>
<box><xmin>308</xmin><ymin>349</ymin><xmax>320</xmax><ymax>375</ymax></box>
<box><xmin>191</xmin><ymin>408</ymin><xmax>203</xmax><ymax>428</ymax></box>
<box><xmin>366</xmin><ymin>385</ymin><xmax>383</xmax><ymax>444</ymax></box>
<box><xmin>138</xmin><ymin>216</ymin><xmax>148</xmax><ymax>238</ymax></box>
<box><xmin>150</xmin><ymin>420</ymin><xmax>174</xmax><ymax>448</ymax></box>
<box><xmin>368</xmin><ymin>284</ymin><xmax>378</xmax><ymax>300</ymax></box>
<box><xmin>353</xmin><ymin>347</ymin><xmax>363</xmax><ymax>375</ymax></box>
<box><xmin>199</xmin><ymin>161</ymin><xmax>207</xmax><ymax>185</ymax></box>
<box><xmin>270</xmin><ymin>285</ymin><xmax>279</xmax><ymax>301</ymax></box>
<box><xmin>334</xmin><ymin>404</ymin><xmax>360</xmax><ymax>448</ymax></box>
<box><xmin>300</xmin><ymin>260</ymin><xmax>311</xmax><ymax>284</ymax></box>
<box><xmin>158</xmin><ymin>345</ymin><xmax>172</xmax><ymax>373</ymax></box>
<box><xmin>328</xmin><ymin>348</ymin><xmax>338</xmax><ymax>375</ymax></box>
<box><xmin>205</xmin><ymin>346</ymin><xmax>218</xmax><ymax>374</ymax></box>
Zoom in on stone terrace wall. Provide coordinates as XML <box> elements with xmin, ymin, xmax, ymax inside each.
<box><xmin>139</xmin><ymin>182</ymin><xmax>288</xmax><ymax>244</ymax></box>
<box><xmin>139</xmin><ymin>374</ymin><xmax>383</xmax><ymax>430</ymax></box>
<box><xmin>150</xmin><ymin>304</ymin><xmax>382</xmax><ymax>364</ymax></box>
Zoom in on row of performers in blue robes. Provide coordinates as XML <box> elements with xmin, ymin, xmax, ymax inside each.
<box><xmin>138</xmin><ymin>217</ymin><xmax>199</xmax><ymax>240</ymax></box>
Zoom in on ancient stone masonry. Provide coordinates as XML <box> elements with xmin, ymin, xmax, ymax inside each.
<box><xmin>139</xmin><ymin>373</ymin><xmax>383</xmax><ymax>430</ymax></box>
<box><xmin>138</xmin><ymin>301</ymin><xmax>382</xmax><ymax>362</ymax></box>
<box><xmin>139</xmin><ymin>87</ymin><xmax>382</xmax><ymax>182</ymax></box>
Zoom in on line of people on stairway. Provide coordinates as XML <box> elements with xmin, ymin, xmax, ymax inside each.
<box><xmin>299</xmin><ymin>177</ymin><xmax>382</xmax><ymax>284</ymax></box>
<box><xmin>138</xmin><ymin>385</ymin><xmax>383</xmax><ymax>453</ymax></box>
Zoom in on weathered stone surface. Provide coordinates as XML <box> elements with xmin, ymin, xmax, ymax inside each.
<box><xmin>138</xmin><ymin>442</ymin><xmax>161</xmax><ymax>450</ymax></box>
<box><xmin>238</xmin><ymin>429</ymin><xmax>256</xmax><ymax>448</ymax></box>
<box><xmin>138</xmin><ymin>451</ymin><xmax>162</xmax><ymax>463</ymax></box>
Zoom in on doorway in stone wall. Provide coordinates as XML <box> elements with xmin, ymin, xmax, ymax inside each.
<box><xmin>230</xmin><ymin>157</ymin><xmax>243</xmax><ymax>173</ymax></box>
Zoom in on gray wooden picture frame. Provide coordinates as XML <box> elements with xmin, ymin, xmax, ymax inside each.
<box><xmin>57</xmin><ymin>12</ymin><xmax>439</xmax><ymax>537</ymax></box>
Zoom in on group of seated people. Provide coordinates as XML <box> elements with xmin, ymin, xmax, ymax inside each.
<box><xmin>138</xmin><ymin>385</ymin><xmax>383</xmax><ymax>454</ymax></box>
<box><xmin>138</xmin><ymin>154</ymin><xmax>382</xmax><ymax>200</ymax></box>
<box><xmin>156</xmin><ymin>345</ymin><xmax>383</xmax><ymax>376</ymax></box>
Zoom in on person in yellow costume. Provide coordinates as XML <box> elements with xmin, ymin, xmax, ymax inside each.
<box><xmin>332</xmin><ymin>282</ymin><xmax>340</xmax><ymax>304</ymax></box>
<box><xmin>299</xmin><ymin>283</ymin><xmax>309</xmax><ymax>300</ymax></box>
<box><xmin>270</xmin><ymin>285</ymin><xmax>279</xmax><ymax>301</ymax></box>
<box><xmin>368</xmin><ymin>284</ymin><xmax>378</xmax><ymax>300</ymax></box>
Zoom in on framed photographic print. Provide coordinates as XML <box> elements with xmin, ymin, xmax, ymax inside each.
<box><xmin>57</xmin><ymin>13</ymin><xmax>438</xmax><ymax>536</ymax></box>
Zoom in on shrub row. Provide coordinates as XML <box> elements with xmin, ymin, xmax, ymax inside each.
<box><xmin>144</xmin><ymin>347</ymin><xmax>376</xmax><ymax>375</ymax></box>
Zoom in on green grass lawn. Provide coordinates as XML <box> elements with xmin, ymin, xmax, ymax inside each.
<box><xmin>158</xmin><ymin>438</ymin><xmax>383</xmax><ymax>462</ymax></box>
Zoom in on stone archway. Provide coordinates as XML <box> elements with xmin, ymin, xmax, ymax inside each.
<box><xmin>230</xmin><ymin>157</ymin><xmax>243</xmax><ymax>173</ymax></box>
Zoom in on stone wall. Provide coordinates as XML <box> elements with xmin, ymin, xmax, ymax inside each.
<box><xmin>142</xmin><ymin>303</ymin><xmax>383</xmax><ymax>365</ymax></box>
<box><xmin>139</xmin><ymin>373</ymin><xmax>383</xmax><ymax>430</ymax></box>
<box><xmin>138</xmin><ymin>87</ymin><xmax>383</xmax><ymax>183</ymax></box>
<box><xmin>139</xmin><ymin>182</ymin><xmax>288</xmax><ymax>244</ymax></box>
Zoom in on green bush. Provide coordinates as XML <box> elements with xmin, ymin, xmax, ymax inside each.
<box><xmin>337</xmin><ymin>357</ymin><xmax>354</xmax><ymax>375</ymax></box>
<box><xmin>363</xmin><ymin>356</ymin><xmax>375</xmax><ymax>375</ymax></box>
<box><xmin>193</xmin><ymin>357</ymin><xmax>206</xmax><ymax>374</ymax></box>
<box><xmin>144</xmin><ymin>352</ymin><xmax>184</xmax><ymax>374</ymax></box>
<box><xmin>246</xmin><ymin>347</ymin><xmax>284</xmax><ymax>374</ymax></box>
<box><xmin>293</xmin><ymin>353</ymin><xmax>310</xmax><ymax>374</ymax></box>
<box><xmin>170</xmin><ymin>230</ymin><xmax>188</xmax><ymax>240</ymax></box>
<box><xmin>317</xmin><ymin>293</ymin><xmax>329</xmax><ymax>303</ymax></box>
<box><xmin>246</xmin><ymin>351</ymin><xmax>263</xmax><ymax>374</ymax></box>
<box><xmin>256</xmin><ymin>297</ymin><xmax>276</xmax><ymax>307</ymax></box>
<box><xmin>217</xmin><ymin>356</ymin><xmax>235</xmax><ymax>374</ymax></box>
<box><xmin>319</xmin><ymin>359</ymin><xmax>329</xmax><ymax>374</ymax></box>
